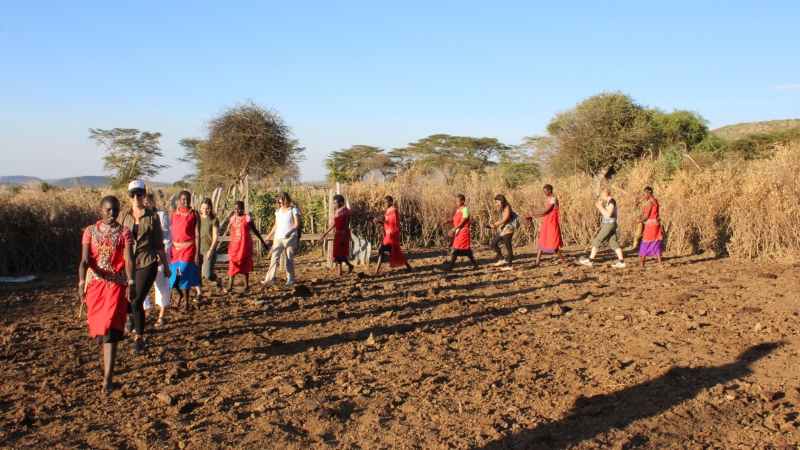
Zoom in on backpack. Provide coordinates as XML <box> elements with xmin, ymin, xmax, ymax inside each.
<box><xmin>509</xmin><ymin>211</ymin><xmax>521</xmax><ymax>230</ymax></box>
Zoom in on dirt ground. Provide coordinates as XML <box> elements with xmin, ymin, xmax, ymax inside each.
<box><xmin>1</xmin><ymin>244</ymin><xmax>799</xmax><ymax>449</ymax></box>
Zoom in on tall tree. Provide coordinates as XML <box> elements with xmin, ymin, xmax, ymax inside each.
<box><xmin>390</xmin><ymin>134</ymin><xmax>509</xmax><ymax>182</ymax></box>
<box><xmin>200</xmin><ymin>100</ymin><xmax>304</xmax><ymax>188</ymax></box>
<box><xmin>651</xmin><ymin>109</ymin><xmax>709</xmax><ymax>150</ymax></box>
<box><xmin>324</xmin><ymin>145</ymin><xmax>394</xmax><ymax>183</ymax></box>
<box><xmin>88</xmin><ymin>128</ymin><xmax>168</xmax><ymax>189</ymax></box>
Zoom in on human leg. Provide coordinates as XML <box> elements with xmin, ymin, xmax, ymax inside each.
<box><xmin>102</xmin><ymin>342</ymin><xmax>118</xmax><ymax>392</ymax></box>
<box><xmin>284</xmin><ymin>236</ymin><xmax>298</xmax><ymax>283</ymax></box>
<box><xmin>263</xmin><ymin>239</ymin><xmax>287</xmax><ymax>283</ymax></box>
<box><xmin>490</xmin><ymin>235</ymin><xmax>504</xmax><ymax>261</ymax></box>
<box><xmin>131</xmin><ymin>264</ymin><xmax>158</xmax><ymax>339</ymax></box>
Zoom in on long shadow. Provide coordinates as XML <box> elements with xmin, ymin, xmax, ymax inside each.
<box><xmin>479</xmin><ymin>342</ymin><xmax>782</xmax><ymax>450</ymax></box>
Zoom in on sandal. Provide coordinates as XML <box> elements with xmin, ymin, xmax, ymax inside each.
<box><xmin>155</xmin><ymin>317</ymin><xmax>167</xmax><ymax>327</ymax></box>
<box><xmin>493</xmin><ymin>260</ymin><xmax>507</xmax><ymax>267</ymax></box>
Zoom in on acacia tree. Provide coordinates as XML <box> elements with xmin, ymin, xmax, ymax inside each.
<box><xmin>197</xmin><ymin>101</ymin><xmax>304</xmax><ymax>189</ymax></box>
<box><xmin>390</xmin><ymin>134</ymin><xmax>509</xmax><ymax>182</ymax></box>
<box><xmin>88</xmin><ymin>128</ymin><xmax>168</xmax><ymax>188</ymax></box>
<box><xmin>324</xmin><ymin>145</ymin><xmax>394</xmax><ymax>183</ymax></box>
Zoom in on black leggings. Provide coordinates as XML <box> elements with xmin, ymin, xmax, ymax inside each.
<box><xmin>130</xmin><ymin>263</ymin><xmax>158</xmax><ymax>336</ymax></box>
<box><xmin>491</xmin><ymin>233</ymin><xmax>514</xmax><ymax>265</ymax></box>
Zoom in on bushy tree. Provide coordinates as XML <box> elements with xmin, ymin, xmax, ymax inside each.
<box><xmin>324</xmin><ymin>145</ymin><xmax>394</xmax><ymax>183</ymax></box>
<box><xmin>88</xmin><ymin>128</ymin><xmax>168</xmax><ymax>189</ymax></box>
<box><xmin>651</xmin><ymin>109</ymin><xmax>709</xmax><ymax>150</ymax></box>
<box><xmin>195</xmin><ymin>100</ymin><xmax>304</xmax><ymax>187</ymax></box>
<box><xmin>390</xmin><ymin>134</ymin><xmax>509</xmax><ymax>182</ymax></box>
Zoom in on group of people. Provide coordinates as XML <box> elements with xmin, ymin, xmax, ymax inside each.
<box><xmin>78</xmin><ymin>180</ymin><xmax>663</xmax><ymax>392</ymax></box>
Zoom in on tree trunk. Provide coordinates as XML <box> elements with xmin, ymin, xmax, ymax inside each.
<box><xmin>591</xmin><ymin>157</ymin><xmax>617</xmax><ymax>195</ymax></box>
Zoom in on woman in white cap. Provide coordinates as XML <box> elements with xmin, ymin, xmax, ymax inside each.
<box><xmin>117</xmin><ymin>180</ymin><xmax>171</xmax><ymax>354</ymax></box>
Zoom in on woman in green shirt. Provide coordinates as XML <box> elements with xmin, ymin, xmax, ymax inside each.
<box><xmin>195</xmin><ymin>198</ymin><xmax>223</xmax><ymax>301</ymax></box>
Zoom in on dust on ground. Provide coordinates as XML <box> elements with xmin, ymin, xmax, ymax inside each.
<box><xmin>1</xmin><ymin>245</ymin><xmax>799</xmax><ymax>449</ymax></box>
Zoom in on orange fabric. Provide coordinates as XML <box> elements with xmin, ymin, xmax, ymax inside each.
<box><xmin>228</xmin><ymin>214</ymin><xmax>254</xmax><ymax>275</ymax></box>
<box><xmin>452</xmin><ymin>207</ymin><xmax>471</xmax><ymax>250</ymax></box>
<box><xmin>642</xmin><ymin>197</ymin><xmax>663</xmax><ymax>242</ymax></box>
<box><xmin>382</xmin><ymin>207</ymin><xmax>408</xmax><ymax>267</ymax></box>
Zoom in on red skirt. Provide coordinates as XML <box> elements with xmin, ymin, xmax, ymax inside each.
<box><xmin>382</xmin><ymin>232</ymin><xmax>408</xmax><ymax>267</ymax></box>
<box><xmin>86</xmin><ymin>281</ymin><xmax>128</xmax><ymax>339</ymax></box>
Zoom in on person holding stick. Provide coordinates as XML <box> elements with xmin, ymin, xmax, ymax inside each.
<box><xmin>579</xmin><ymin>188</ymin><xmax>626</xmax><ymax>268</ymax></box>
<box><xmin>78</xmin><ymin>195</ymin><xmax>135</xmax><ymax>393</ymax></box>
<box><xmin>527</xmin><ymin>184</ymin><xmax>569</xmax><ymax>268</ymax></box>
<box><xmin>372</xmin><ymin>196</ymin><xmax>413</xmax><ymax>274</ymax></box>
<box><xmin>441</xmin><ymin>194</ymin><xmax>479</xmax><ymax>271</ymax></box>
<box><xmin>319</xmin><ymin>194</ymin><xmax>355</xmax><ymax>276</ymax></box>
<box><xmin>227</xmin><ymin>201</ymin><xmax>267</xmax><ymax>292</ymax></box>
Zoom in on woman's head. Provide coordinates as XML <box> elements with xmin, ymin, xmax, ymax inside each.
<box><xmin>277</xmin><ymin>192</ymin><xmax>293</xmax><ymax>208</ymax></box>
<box><xmin>543</xmin><ymin>184</ymin><xmax>554</xmax><ymax>196</ymax></box>
<box><xmin>333</xmin><ymin>194</ymin><xmax>345</xmax><ymax>208</ymax></box>
<box><xmin>383</xmin><ymin>195</ymin><xmax>394</xmax><ymax>208</ymax></box>
<box><xmin>199</xmin><ymin>198</ymin><xmax>214</xmax><ymax>218</ymax></box>
<box><xmin>455</xmin><ymin>194</ymin><xmax>465</xmax><ymax>207</ymax></box>
<box><xmin>178</xmin><ymin>190</ymin><xmax>192</xmax><ymax>208</ymax></box>
<box><xmin>643</xmin><ymin>186</ymin><xmax>654</xmax><ymax>198</ymax></box>
<box><xmin>145</xmin><ymin>193</ymin><xmax>158</xmax><ymax>210</ymax></box>
<box><xmin>600</xmin><ymin>188</ymin><xmax>612</xmax><ymax>200</ymax></box>
<box><xmin>100</xmin><ymin>196</ymin><xmax>121</xmax><ymax>224</ymax></box>
<box><xmin>128</xmin><ymin>180</ymin><xmax>146</xmax><ymax>208</ymax></box>
<box><xmin>494</xmin><ymin>194</ymin><xmax>508</xmax><ymax>209</ymax></box>
<box><xmin>233</xmin><ymin>201</ymin><xmax>245</xmax><ymax>216</ymax></box>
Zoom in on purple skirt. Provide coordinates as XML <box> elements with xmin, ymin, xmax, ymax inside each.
<box><xmin>639</xmin><ymin>240</ymin><xmax>662</xmax><ymax>257</ymax></box>
<box><xmin>537</xmin><ymin>245</ymin><xmax>558</xmax><ymax>253</ymax></box>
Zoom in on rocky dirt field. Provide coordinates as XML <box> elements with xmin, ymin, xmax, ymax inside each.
<box><xmin>1</xmin><ymin>244</ymin><xmax>799</xmax><ymax>449</ymax></box>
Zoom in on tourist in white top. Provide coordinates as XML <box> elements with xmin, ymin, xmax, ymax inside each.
<box><xmin>143</xmin><ymin>192</ymin><xmax>172</xmax><ymax>326</ymax></box>
<box><xmin>262</xmin><ymin>192</ymin><xmax>301</xmax><ymax>286</ymax></box>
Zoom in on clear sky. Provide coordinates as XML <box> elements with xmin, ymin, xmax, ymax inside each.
<box><xmin>1</xmin><ymin>0</ymin><xmax>798</xmax><ymax>182</ymax></box>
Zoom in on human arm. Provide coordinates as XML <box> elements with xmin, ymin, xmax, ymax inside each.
<box><xmin>491</xmin><ymin>206</ymin><xmax>512</xmax><ymax>229</ymax></box>
<box><xmin>528</xmin><ymin>202</ymin><xmax>555</xmax><ymax>219</ymax></box>
<box><xmin>597</xmin><ymin>199</ymin><xmax>614</xmax><ymax>218</ymax></box>
<box><xmin>195</xmin><ymin>213</ymin><xmax>202</xmax><ymax>266</ymax></box>
<box><xmin>207</xmin><ymin>221</ymin><xmax>220</xmax><ymax>259</ymax></box>
<box><xmin>77</xmin><ymin>242</ymin><xmax>90</xmax><ymax>303</ymax></box>
<box><xmin>285</xmin><ymin>209</ymin><xmax>300</xmax><ymax>239</ymax></box>
<box><xmin>632</xmin><ymin>201</ymin><xmax>653</xmax><ymax>226</ymax></box>
<box><xmin>151</xmin><ymin>215</ymin><xmax>171</xmax><ymax>277</ymax></box>
<box><xmin>247</xmin><ymin>217</ymin><xmax>268</xmax><ymax>246</ymax></box>
<box><xmin>124</xmin><ymin>243</ymin><xmax>137</xmax><ymax>303</ymax></box>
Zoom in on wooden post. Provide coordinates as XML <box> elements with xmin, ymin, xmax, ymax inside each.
<box><xmin>327</xmin><ymin>188</ymin><xmax>335</xmax><ymax>266</ymax></box>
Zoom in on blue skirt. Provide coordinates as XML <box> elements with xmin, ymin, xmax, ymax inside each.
<box><xmin>170</xmin><ymin>261</ymin><xmax>200</xmax><ymax>289</ymax></box>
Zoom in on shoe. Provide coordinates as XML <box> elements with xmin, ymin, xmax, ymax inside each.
<box><xmin>124</xmin><ymin>315</ymin><xmax>134</xmax><ymax>333</ymax></box>
<box><xmin>194</xmin><ymin>294</ymin><xmax>203</xmax><ymax>304</ymax></box>
<box><xmin>285</xmin><ymin>280</ymin><xmax>295</xmax><ymax>287</ymax></box>
<box><xmin>131</xmin><ymin>339</ymin><xmax>146</xmax><ymax>354</ymax></box>
<box><xmin>612</xmin><ymin>261</ymin><xmax>627</xmax><ymax>268</ymax></box>
<box><xmin>261</xmin><ymin>279</ymin><xmax>274</xmax><ymax>286</ymax></box>
<box><xmin>215</xmin><ymin>282</ymin><xmax>223</xmax><ymax>294</ymax></box>
<box><xmin>493</xmin><ymin>260</ymin><xmax>507</xmax><ymax>267</ymax></box>
<box><xmin>579</xmin><ymin>258</ymin><xmax>594</xmax><ymax>267</ymax></box>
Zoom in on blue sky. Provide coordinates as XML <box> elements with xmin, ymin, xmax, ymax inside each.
<box><xmin>1</xmin><ymin>0</ymin><xmax>798</xmax><ymax>182</ymax></box>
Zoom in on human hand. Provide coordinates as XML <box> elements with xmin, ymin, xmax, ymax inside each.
<box><xmin>163</xmin><ymin>265</ymin><xmax>172</xmax><ymax>278</ymax></box>
<box><xmin>206</xmin><ymin>250</ymin><xmax>212</xmax><ymax>260</ymax></box>
<box><xmin>285</xmin><ymin>231</ymin><xmax>293</xmax><ymax>239</ymax></box>
<box><xmin>372</xmin><ymin>217</ymin><xmax>379</xmax><ymax>224</ymax></box>
<box><xmin>525</xmin><ymin>214</ymin><xmax>534</xmax><ymax>221</ymax></box>
<box><xmin>127</xmin><ymin>285</ymin><xmax>137</xmax><ymax>303</ymax></box>
<box><xmin>78</xmin><ymin>282</ymin><xmax>85</xmax><ymax>303</ymax></box>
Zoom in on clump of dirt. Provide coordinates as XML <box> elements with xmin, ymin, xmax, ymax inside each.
<box><xmin>1</xmin><ymin>245</ymin><xmax>799</xmax><ymax>448</ymax></box>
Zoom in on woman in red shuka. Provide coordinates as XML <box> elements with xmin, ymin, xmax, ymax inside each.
<box><xmin>226</xmin><ymin>201</ymin><xmax>267</xmax><ymax>293</ymax></box>
<box><xmin>319</xmin><ymin>194</ymin><xmax>355</xmax><ymax>277</ymax></box>
<box><xmin>78</xmin><ymin>196</ymin><xmax>136</xmax><ymax>394</ymax></box>
<box><xmin>169</xmin><ymin>190</ymin><xmax>201</xmax><ymax>310</ymax></box>
<box><xmin>527</xmin><ymin>184</ymin><xmax>569</xmax><ymax>268</ymax></box>
<box><xmin>372</xmin><ymin>196</ymin><xmax>413</xmax><ymax>275</ymax></box>
<box><xmin>440</xmin><ymin>194</ymin><xmax>479</xmax><ymax>272</ymax></box>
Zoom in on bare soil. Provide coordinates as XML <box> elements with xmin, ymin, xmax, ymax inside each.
<box><xmin>1</xmin><ymin>245</ymin><xmax>799</xmax><ymax>449</ymax></box>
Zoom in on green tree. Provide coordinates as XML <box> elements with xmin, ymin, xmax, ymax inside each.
<box><xmin>493</xmin><ymin>138</ymin><xmax>541</xmax><ymax>187</ymax></box>
<box><xmin>545</xmin><ymin>92</ymin><xmax>658</xmax><ymax>180</ymax></box>
<box><xmin>88</xmin><ymin>128</ymin><xmax>168</xmax><ymax>189</ymax></box>
<box><xmin>390</xmin><ymin>134</ymin><xmax>509</xmax><ymax>182</ymax></box>
<box><xmin>324</xmin><ymin>145</ymin><xmax>394</xmax><ymax>183</ymax></box>
<box><xmin>200</xmin><ymin>100</ymin><xmax>304</xmax><ymax>188</ymax></box>
<box><xmin>651</xmin><ymin>109</ymin><xmax>709</xmax><ymax>150</ymax></box>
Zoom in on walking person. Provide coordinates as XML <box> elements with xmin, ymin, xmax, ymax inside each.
<box><xmin>262</xmin><ymin>192</ymin><xmax>301</xmax><ymax>286</ymax></box>
<box><xmin>196</xmin><ymin>198</ymin><xmax>223</xmax><ymax>301</ymax></box>
<box><xmin>78</xmin><ymin>196</ymin><xmax>135</xmax><ymax>393</ymax></box>
<box><xmin>527</xmin><ymin>184</ymin><xmax>569</xmax><ymax>268</ymax></box>
<box><xmin>632</xmin><ymin>187</ymin><xmax>664</xmax><ymax>269</ymax></box>
<box><xmin>372</xmin><ymin>195</ymin><xmax>413</xmax><ymax>275</ymax></box>
<box><xmin>117</xmin><ymin>180</ymin><xmax>171</xmax><ymax>353</ymax></box>
<box><xmin>170</xmin><ymin>190</ymin><xmax>201</xmax><ymax>310</ymax></box>
<box><xmin>319</xmin><ymin>194</ymin><xmax>355</xmax><ymax>277</ymax></box>
<box><xmin>488</xmin><ymin>194</ymin><xmax>518</xmax><ymax>271</ymax></box>
<box><xmin>441</xmin><ymin>194</ymin><xmax>479</xmax><ymax>271</ymax></box>
<box><xmin>143</xmin><ymin>192</ymin><xmax>172</xmax><ymax>327</ymax></box>
<box><xmin>579</xmin><ymin>188</ymin><xmax>626</xmax><ymax>268</ymax></box>
<box><xmin>227</xmin><ymin>201</ymin><xmax>268</xmax><ymax>292</ymax></box>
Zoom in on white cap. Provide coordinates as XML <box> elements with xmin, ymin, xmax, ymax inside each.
<box><xmin>128</xmin><ymin>180</ymin><xmax>146</xmax><ymax>192</ymax></box>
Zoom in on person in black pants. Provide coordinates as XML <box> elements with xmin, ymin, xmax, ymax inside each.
<box><xmin>117</xmin><ymin>180</ymin><xmax>171</xmax><ymax>354</ymax></box>
<box><xmin>488</xmin><ymin>194</ymin><xmax>517</xmax><ymax>271</ymax></box>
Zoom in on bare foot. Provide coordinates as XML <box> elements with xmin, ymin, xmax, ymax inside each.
<box><xmin>348</xmin><ymin>265</ymin><xmax>354</xmax><ymax>274</ymax></box>
<box><xmin>561</xmin><ymin>263</ymin><xmax>569</xmax><ymax>268</ymax></box>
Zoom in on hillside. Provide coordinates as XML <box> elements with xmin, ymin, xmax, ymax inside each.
<box><xmin>712</xmin><ymin>118</ymin><xmax>800</xmax><ymax>140</ymax></box>
<box><xmin>1</xmin><ymin>176</ymin><xmax>172</xmax><ymax>188</ymax></box>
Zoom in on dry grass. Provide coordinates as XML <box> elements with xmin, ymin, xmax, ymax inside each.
<box><xmin>713</xmin><ymin>119</ymin><xmax>800</xmax><ymax>140</ymax></box>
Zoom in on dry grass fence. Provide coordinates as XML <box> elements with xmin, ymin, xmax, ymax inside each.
<box><xmin>1</xmin><ymin>142</ymin><xmax>798</xmax><ymax>275</ymax></box>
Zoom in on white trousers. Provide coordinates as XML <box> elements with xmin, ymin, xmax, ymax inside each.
<box><xmin>264</xmin><ymin>236</ymin><xmax>297</xmax><ymax>283</ymax></box>
<box><xmin>144</xmin><ymin>256</ymin><xmax>171</xmax><ymax>309</ymax></box>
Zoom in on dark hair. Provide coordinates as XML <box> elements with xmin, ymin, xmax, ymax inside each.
<box><xmin>494</xmin><ymin>194</ymin><xmax>508</xmax><ymax>209</ymax></box>
<box><xmin>456</xmin><ymin>194</ymin><xmax>465</xmax><ymax>202</ymax></box>
<box><xmin>100</xmin><ymin>195</ymin><xmax>120</xmax><ymax>208</ymax></box>
<box><xmin>200</xmin><ymin>198</ymin><xmax>215</xmax><ymax>218</ymax></box>
<box><xmin>644</xmin><ymin>186</ymin><xmax>654</xmax><ymax>195</ymax></box>
<box><xmin>277</xmin><ymin>192</ymin><xmax>293</xmax><ymax>206</ymax></box>
<box><xmin>384</xmin><ymin>195</ymin><xmax>394</xmax><ymax>205</ymax></box>
<box><xmin>333</xmin><ymin>194</ymin><xmax>345</xmax><ymax>205</ymax></box>
<box><xmin>178</xmin><ymin>190</ymin><xmax>192</xmax><ymax>205</ymax></box>
<box><xmin>543</xmin><ymin>184</ymin><xmax>554</xmax><ymax>193</ymax></box>
<box><xmin>233</xmin><ymin>200</ymin><xmax>245</xmax><ymax>211</ymax></box>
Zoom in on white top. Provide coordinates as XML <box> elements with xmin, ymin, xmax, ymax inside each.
<box><xmin>155</xmin><ymin>208</ymin><xmax>172</xmax><ymax>250</ymax></box>
<box><xmin>275</xmin><ymin>206</ymin><xmax>300</xmax><ymax>238</ymax></box>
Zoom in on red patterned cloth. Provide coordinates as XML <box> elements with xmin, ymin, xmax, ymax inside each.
<box><xmin>332</xmin><ymin>207</ymin><xmax>351</xmax><ymax>261</ymax></box>
<box><xmin>170</xmin><ymin>207</ymin><xmax>197</xmax><ymax>263</ymax></box>
<box><xmin>82</xmin><ymin>222</ymin><xmax>133</xmax><ymax>339</ymax></box>
<box><xmin>382</xmin><ymin>207</ymin><xmax>408</xmax><ymax>267</ymax></box>
<box><xmin>228</xmin><ymin>214</ymin><xmax>254</xmax><ymax>275</ymax></box>
<box><xmin>537</xmin><ymin>195</ymin><xmax>564</xmax><ymax>253</ymax></box>
<box><xmin>452</xmin><ymin>207</ymin><xmax>471</xmax><ymax>250</ymax></box>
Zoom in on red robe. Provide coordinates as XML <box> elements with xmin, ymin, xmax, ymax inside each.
<box><xmin>332</xmin><ymin>207</ymin><xmax>351</xmax><ymax>261</ymax></box>
<box><xmin>228</xmin><ymin>214</ymin><xmax>254</xmax><ymax>275</ymax></box>
<box><xmin>170</xmin><ymin>207</ymin><xmax>197</xmax><ymax>263</ymax></box>
<box><xmin>537</xmin><ymin>195</ymin><xmax>564</xmax><ymax>253</ymax></box>
<box><xmin>452</xmin><ymin>207</ymin><xmax>471</xmax><ymax>250</ymax></box>
<box><xmin>82</xmin><ymin>222</ymin><xmax>133</xmax><ymax>339</ymax></box>
<box><xmin>382</xmin><ymin>207</ymin><xmax>408</xmax><ymax>267</ymax></box>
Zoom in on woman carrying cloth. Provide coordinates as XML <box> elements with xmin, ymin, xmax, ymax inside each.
<box><xmin>527</xmin><ymin>184</ymin><xmax>569</xmax><ymax>268</ymax></box>
<box><xmin>632</xmin><ymin>186</ymin><xmax>664</xmax><ymax>269</ymax></box>
<box><xmin>319</xmin><ymin>194</ymin><xmax>355</xmax><ymax>277</ymax></box>
<box><xmin>372</xmin><ymin>196</ymin><xmax>413</xmax><ymax>275</ymax></box>
<box><xmin>170</xmin><ymin>190</ymin><xmax>201</xmax><ymax>310</ymax></box>
<box><xmin>78</xmin><ymin>196</ymin><xmax>135</xmax><ymax>394</ymax></box>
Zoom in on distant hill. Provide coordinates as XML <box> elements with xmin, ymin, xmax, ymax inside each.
<box><xmin>713</xmin><ymin>119</ymin><xmax>800</xmax><ymax>140</ymax></box>
<box><xmin>1</xmin><ymin>176</ymin><xmax>172</xmax><ymax>188</ymax></box>
<box><xmin>0</xmin><ymin>176</ymin><xmax>43</xmax><ymax>186</ymax></box>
